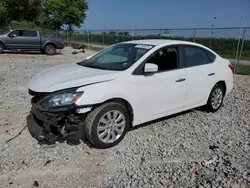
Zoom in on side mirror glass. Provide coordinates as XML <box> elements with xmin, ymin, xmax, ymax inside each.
<box><xmin>144</xmin><ymin>63</ymin><xmax>158</xmax><ymax>74</ymax></box>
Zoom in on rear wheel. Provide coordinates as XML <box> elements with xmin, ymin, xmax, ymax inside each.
<box><xmin>45</xmin><ymin>45</ymin><xmax>56</xmax><ymax>55</ymax></box>
<box><xmin>85</xmin><ymin>102</ymin><xmax>130</xmax><ymax>148</ymax></box>
<box><xmin>0</xmin><ymin>43</ymin><xmax>4</xmax><ymax>53</ymax></box>
<box><xmin>206</xmin><ymin>84</ymin><xmax>224</xmax><ymax>112</ymax></box>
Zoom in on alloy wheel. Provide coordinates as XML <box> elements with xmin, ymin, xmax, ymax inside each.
<box><xmin>211</xmin><ymin>88</ymin><xmax>223</xmax><ymax>110</ymax></box>
<box><xmin>97</xmin><ymin>110</ymin><xmax>126</xmax><ymax>144</ymax></box>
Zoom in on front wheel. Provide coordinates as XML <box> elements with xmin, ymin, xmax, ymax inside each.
<box><xmin>45</xmin><ymin>45</ymin><xmax>56</xmax><ymax>55</ymax></box>
<box><xmin>0</xmin><ymin>43</ymin><xmax>4</xmax><ymax>54</ymax></box>
<box><xmin>40</xmin><ymin>49</ymin><xmax>45</xmax><ymax>54</ymax></box>
<box><xmin>85</xmin><ymin>102</ymin><xmax>130</xmax><ymax>148</ymax></box>
<box><xmin>206</xmin><ymin>84</ymin><xmax>224</xmax><ymax>112</ymax></box>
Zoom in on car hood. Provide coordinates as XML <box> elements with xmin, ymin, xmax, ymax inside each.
<box><xmin>27</xmin><ymin>63</ymin><xmax>118</xmax><ymax>92</ymax></box>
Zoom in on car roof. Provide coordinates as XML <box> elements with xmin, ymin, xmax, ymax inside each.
<box><xmin>122</xmin><ymin>39</ymin><xmax>201</xmax><ymax>47</ymax></box>
<box><xmin>12</xmin><ymin>28</ymin><xmax>37</xmax><ymax>31</ymax></box>
<box><xmin>122</xmin><ymin>39</ymin><xmax>218</xmax><ymax>55</ymax></box>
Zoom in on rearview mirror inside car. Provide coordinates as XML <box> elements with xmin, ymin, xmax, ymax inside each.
<box><xmin>144</xmin><ymin>63</ymin><xmax>158</xmax><ymax>74</ymax></box>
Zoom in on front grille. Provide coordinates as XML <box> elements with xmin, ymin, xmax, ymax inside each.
<box><xmin>32</xmin><ymin>113</ymin><xmax>45</xmax><ymax>128</ymax></box>
<box><xmin>31</xmin><ymin>103</ymin><xmax>66</xmax><ymax>127</ymax></box>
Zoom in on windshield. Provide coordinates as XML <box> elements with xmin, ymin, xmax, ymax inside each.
<box><xmin>0</xmin><ymin>29</ymin><xmax>10</xmax><ymax>35</ymax></box>
<box><xmin>77</xmin><ymin>43</ymin><xmax>154</xmax><ymax>71</ymax></box>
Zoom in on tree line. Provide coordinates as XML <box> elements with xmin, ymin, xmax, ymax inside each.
<box><xmin>0</xmin><ymin>0</ymin><xmax>88</xmax><ymax>30</ymax></box>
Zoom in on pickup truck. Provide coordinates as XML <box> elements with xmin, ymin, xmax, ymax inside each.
<box><xmin>0</xmin><ymin>29</ymin><xmax>64</xmax><ymax>55</ymax></box>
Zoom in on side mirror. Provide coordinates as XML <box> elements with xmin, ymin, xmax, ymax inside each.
<box><xmin>144</xmin><ymin>63</ymin><xmax>158</xmax><ymax>74</ymax></box>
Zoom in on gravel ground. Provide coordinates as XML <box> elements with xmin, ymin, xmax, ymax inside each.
<box><xmin>0</xmin><ymin>47</ymin><xmax>249</xmax><ymax>188</ymax></box>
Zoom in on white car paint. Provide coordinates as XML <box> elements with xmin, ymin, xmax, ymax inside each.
<box><xmin>28</xmin><ymin>39</ymin><xmax>233</xmax><ymax>126</ymax></box>
<box><xmin>185</xmin><ymin>62</ymin><xmax>217</xmax><ymax>107</ymax></box>
<box><xmin>27</xmin><ymin>63</ymin><xmax>118</xmax><ymax>92</ymax></box>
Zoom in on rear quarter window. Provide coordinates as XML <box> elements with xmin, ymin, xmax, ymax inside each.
<box><xmin>205</xmin><ymin>50</ymin><xmax>216</xmax><ymax>63</ymax></box>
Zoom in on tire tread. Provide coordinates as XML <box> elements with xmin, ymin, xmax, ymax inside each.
<box><xmin>0</xmin><ymin>43</ymin><xmax>4</xmax><ymax>53</ymax></box>
<box><xmin>206</xmin><ymin>84</ymin><xmax>224</xmax><ymax>112</ymax></box>
<box><xmin>85</xmin><ymin>102</ymin><xmax>128</xmax><ymax>148</ymax></box>
<box><xmin>45</xmin><ymin>45</ymin><xmax>56</xmax><ymax>55</ymax></box>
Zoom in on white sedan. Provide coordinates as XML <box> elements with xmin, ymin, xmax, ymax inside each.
<box><xmin>27</xmin><ymin>39</ymin><xmax>234</xmax><ymax>148</ymax></box>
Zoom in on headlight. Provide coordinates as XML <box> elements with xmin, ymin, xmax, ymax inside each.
<box><xmin>38</xmin><ymin>89</ymin><xmax>83</xmax><ymax>108</ymax></box>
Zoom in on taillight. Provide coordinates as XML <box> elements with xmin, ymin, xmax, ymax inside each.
<box><xmin>61</xmin><ymin>40</ymin><xmax>64</xmax><ymax>45</ymax></box>
<box><xmin>228</xmin><ymin>64</ymin><xmax>234</xmax><ymax>73</ymax></box>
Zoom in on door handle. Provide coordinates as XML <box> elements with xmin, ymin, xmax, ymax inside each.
<box><xmin>208</xmin><ymin>73</ymin><xmax>215</xmax><ymax>76</ymax></box>
<box><xmin>175</xmin><ymin>78</ymin><xmax>186</xmax><ymax>82</ymax></box>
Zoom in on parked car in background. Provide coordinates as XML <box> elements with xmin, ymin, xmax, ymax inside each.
<box><xmin>27</xmin><ymin>39</ymin><xmax>234</xmax><ymax>148</ymax></box>
<box><xmin>0</xmin><ymin>29</ymin><xmax>64</xmax><ymax>55</ymax></box>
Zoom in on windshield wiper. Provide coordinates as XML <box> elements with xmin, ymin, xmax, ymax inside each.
<box><xmin>80</xmin><ymin>64</ymin><xmax>109</xmax><ymax>70</ymax></box>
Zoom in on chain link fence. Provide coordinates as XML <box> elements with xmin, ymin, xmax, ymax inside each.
<box><xmin>0</xmin><ymin>26</ymin><xmax>250</xmax><ymax>74</ymax></box>
<box><xmin>56</xmin><ymin>27</ymin><xmax>250</xmax><ymax>74</ymax></box>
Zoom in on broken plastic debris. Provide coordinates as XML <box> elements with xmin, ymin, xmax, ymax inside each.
<box><xmin>33</xmin><ymin>181</ymin><xmax>39</xmax><ymax>187</ymax></box>
<box><xmin>209</xmin><ymin>145</ymin><xmax>219</xmax><ymax>151</ymax></box>
<box><xmin>191</xmin><ymin>170</ymin><xmax>197</xmax><ymax>174</ymax></box>
<box><xmin>44</xmin><ymin>159</ymin><xmax>52</xmax><ymax>167</ymax></box>
<box><xmin>204</xmin><ymin>156</ymin><xmax>217</xmax><ymax>166</ymax></box>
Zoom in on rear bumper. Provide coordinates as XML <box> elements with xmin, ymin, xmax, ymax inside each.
<box><xmin>225</xmin><ymin>74</ymin><xmax>234</xmax><ymax>96</ymax></box>
<box><xmin>56</xmin><ymin>45</ymin><xmax>65</xmax><ymax>50</ymax></box>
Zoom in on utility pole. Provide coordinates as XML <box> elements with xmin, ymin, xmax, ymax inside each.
<box><xmin>235</xmin><ymin>16</ymin><xmax>244</xmax><ymax>61</ymax></box>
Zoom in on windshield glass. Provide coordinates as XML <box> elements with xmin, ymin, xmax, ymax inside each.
<box><xmin>0</xmin><ymin>29</ymin><xmax>10</xmax><ymax>35</ymax></box>
<box><xmin>77</xmin><ymin>43</ymin><xmax>154</xmax><ymax>71</ymax></box>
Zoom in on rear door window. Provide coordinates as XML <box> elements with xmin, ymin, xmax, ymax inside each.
<box><xmin>23</xmin><ymin>30</ymin><xmax>38</xmax><ymax>37</ymax></box>
<box><xmin>182</xmin><ymin>46</ymin><xmax>211</xmax><ymax>67</ymax></box>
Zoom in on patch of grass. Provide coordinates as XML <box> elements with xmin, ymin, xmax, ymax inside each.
<box><xmin>217</xmin><ymin>50</ymin><xmax>250</xmax><ymax>61</ymax></box>
<box><xmin>221</xmin><ymin>54</ymin><xmax>250</xmax><ymax>61</ymax></box>
<box><xmin>233</xmin><ymin>64</ymin><xmax>250</xmax><ymax>75</ymax></box>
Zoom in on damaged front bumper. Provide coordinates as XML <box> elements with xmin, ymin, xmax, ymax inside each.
<box><xmin>27</xmin><ymin>97</ymin><xmax>89</xmax><ymax>144</ymax></box>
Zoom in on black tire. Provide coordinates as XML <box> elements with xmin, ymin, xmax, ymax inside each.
<box><xmin>206</xmin><ymin>84</ymin><xmax>225</xmax><ymax>112</ymax></box>
<box><xmin>0</xmin><ymin>43</ymin><xmax>4</xmax><ymax>54</ymax></box>
<box><xmin>45</xmin><ymin>45</ymin><xmax>56</xmax><ymax>55</ymax></box>
<box><xmin>85</xmin><ymin>102</ymin><xmax>130</xmax><ymax>148</ymax></box>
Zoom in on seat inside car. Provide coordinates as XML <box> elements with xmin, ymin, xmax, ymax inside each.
<box><xmin>147</xmin><ymin>49</ymin><xmax>178</xmax><ymax>71</ymax></box>
<box><xmin>158</xmin><ymin>50</ymin><xmax>178</xmax><ymax>71</ymax></box>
